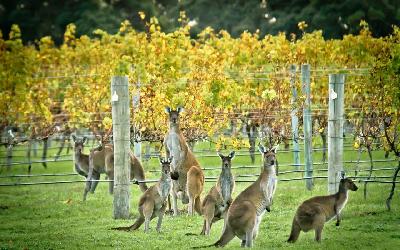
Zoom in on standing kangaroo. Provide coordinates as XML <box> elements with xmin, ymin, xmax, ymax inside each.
<box><xmin>208</xmin><ymin>145</ymin><xmax>278</xmax><ymax>248</ymax></box>
<box><xmin>163</xmin><ymin>107</ymin><xmax>204</xmax><ymax>216</ymax></box>
<box><xmin>201</xmin><ymin>151</ymin><xmax>236</xmax><ymax>236</ymax></box>
<box><xmin>112</xmin><ymin>157</ymin><xmax>173</xmax><ymax>233</ymax></box>
<box><xmin>83</xmin><ymin>142</ymin><xmax>148</xmax><ymax>201</ymax></box>
<box><xmin>72</xmin><ymin>135</ymin><xmax>89</xmax><ymax>178</ymax></box>
<box><xmin>287</xmin><ymin>178</ymin><xmax>358</xmax><ymax>243</ymax></box>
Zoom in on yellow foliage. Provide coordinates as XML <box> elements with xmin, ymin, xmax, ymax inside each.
<box><xmin>0</xmin><ymin>19</ymin><xmax>398</xmax><ymax>144</ymax></box>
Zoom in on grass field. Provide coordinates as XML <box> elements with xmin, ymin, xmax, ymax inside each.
<box><xmin>0</xmin><ymin>140</ymin><xmax>399</xmax><ymax>249</ymax></box>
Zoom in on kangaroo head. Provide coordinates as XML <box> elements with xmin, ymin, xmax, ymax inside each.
<box><xmin>159</xmin><ymin>156</ymin><xmax>173</xmax><ymax>175</ymax></box>
<box><xmin>340</xmin><ymin>178</ymin><xmax>358</xmax><ymax>191</ymax></box>
<box><xmin>165</xmin><ymin>106</ymin><xmax>184</xmax><ymax>125</ymax></box>
<box><xmin>218</xmin><ymin>151</ymin><xmax>235</xmax><ymax>169</ymax></box>
<box><xmin>259</xmin><ymin>145</ymin><xmax>278</xmax><ymax>168</ymax></box>
<box><xmin>72</xmin><ymin>135</ymin><xmax>87</xmax><ymax>153</ymax></box>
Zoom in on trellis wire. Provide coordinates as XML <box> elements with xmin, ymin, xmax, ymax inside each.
<box><xmin>1</xmin><ymin>175</ymin><xmax>397</xmax><ymax>187</ymax></box>
<box><xmin>2</xmin><ymin>167</ymin><xmax>396</xmax><ymax>179</ymax></box>
<box><xmin>0</xmin><ymin>158</ymin><xmax>72</xmax><ymax>166</ymax></box>
<box><xmin>1</xmin><ymin>156</ymin><xmax>396</xmax><ymax>167</ymax></box>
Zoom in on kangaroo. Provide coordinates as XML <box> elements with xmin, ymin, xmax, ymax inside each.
<box><xmin>287</xmin><ymin>178</ymin><xmax>358</xmax><ymax>243</ymax></box>
<box><xmin>208</xmin><ymin>145</ymin><xmax>278</xmax><ymax>248</ymax></box>
<box><xmin>72</xmin><ymin>135</ymin><xmax>89</xmax><ymax>178</ymax></box>
<box><xmin>112</xmin><ymin>157</ymin><xmax>173</xmax><ymax>233</ymax></box>
<box><xmin>201</xmin><ymin>151</ymin><xmax>236</xmax><ymax>236</ymax></box>
<box><xmin>83</xmin><ymin>143</ymin><xmax>148</xmax><ymax>201</ymax></box>
<box><xmin>163</xmin><ymin>107</ymin><xmax>204</xmax><ymax>216</ymax></box>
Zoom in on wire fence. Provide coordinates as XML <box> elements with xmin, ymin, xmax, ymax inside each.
<box><xmin>1</xmin><ymin>154</ymin><xmax>396</xmax><ymax>168</ymax></box>
<box><xmin>0</xmin><ymin>174</ymin><xmax>398</xmax><ymax>187</ymax></box>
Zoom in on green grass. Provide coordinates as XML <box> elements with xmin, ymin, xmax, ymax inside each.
<box><xmin>0</xmin><ymin>140</ymin><xmax>399</xmax><ymax>249</ymax></box>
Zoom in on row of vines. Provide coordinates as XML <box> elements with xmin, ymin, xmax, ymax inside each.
<box><xmin>0</xmin><ymin>14</ymin><xmax>399</xmax><ymax>158</ymax></box>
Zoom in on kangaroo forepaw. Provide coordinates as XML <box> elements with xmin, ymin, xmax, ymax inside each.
<box><xmin>266</xmin><ymin>206</ymin><xmax>271</xmax><ymax>212</ymax></box>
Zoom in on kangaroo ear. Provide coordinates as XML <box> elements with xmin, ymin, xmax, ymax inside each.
<box><xmin>258</xmin><ymin>145</ymin><xmax>265</xmax><ymax>154</ymax></box>
<box><xmin>177</xmin><ymin>107</ymin><xmax>184</xmax><ymax>113</ymax></box>
<box><xmin>72</xmin><ymin>135</ymin><xmax>76</xmax><ymax>142</ymax></box>
<box><xmin>82</xmin><ymin>136</ymin><xmax>88</xmax><ymax>144</ymax></box>
<box><xmin>165</xmin><ymin>106</ymin><xmax>171</xmax><ymax>114</ymax></box>
<box><xmin>229</xmin><ymin>151</ymin><xmax>235</xmax><ymax>159</ymax></box>
<box><xmin>159</xmin><ymin>156</ymin><xmax>164</xmax><ymax>164</ymax></box>
<box><xmin>339</xmin><ymin>170</ymin><xmax>346</xmax><ymax>179</ymax></box>
<box><xmin>271</xmin><ymin>145</ymin><xmax>279</xmax><ymax>154</ymax></box>
<box><xmin>217</xmin><ymin>152</ymin><xmax>224</xmax><ymax>159</ymax></box>
<box><xmin>168</xmin><ymin>156</ymin><xmax>173</xmax><ymax>163</ymax></box>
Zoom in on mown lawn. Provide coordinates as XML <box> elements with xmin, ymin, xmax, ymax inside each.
<box><xmin>0</xmin><ymin>140</ymin><xmax>399</xmax><ymax>249</ymax></box>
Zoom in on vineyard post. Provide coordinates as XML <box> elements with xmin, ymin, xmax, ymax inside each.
<box><xmin>301</xmin><ymin>64</ymin><xmax>313</xmax><ymax>190</ymax></box>
<box><xmin>111</xmin><ymin>76</ymin><xmax>131</xmax><ymax>219</ymax></box>
<box><xmin>328</xmin><ymin>74</ymin><xmax>345</xmax><ymax>194</ymax></box>
<box><xmin>6</xmin><ymin>130</ymin><xmax>14</xmax><ymax>170</ymax></box>
<box><xmin>133</xmin><ymin>81</ymin><xmax>141</xmax><ymax>161</ymax></box>
<box><xmin>290</xmin><ymin>64</ymin><xmax>300</xmax><ymax>170</ymax></box>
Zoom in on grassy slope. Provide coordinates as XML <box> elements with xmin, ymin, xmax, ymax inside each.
<box><xmin>0</xmin><ymin>141</ymin><xmax>399</xmax><ymax>249</ymax></box>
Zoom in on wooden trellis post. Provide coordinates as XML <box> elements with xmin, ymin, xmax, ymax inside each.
<box><xmin>111</xmin><ymin>76</ymin><xmax>131</xmax><ymax>219</ymax></box>
<box><xmin>290</xmin><ymin>64</ymin><xmax>300</xmax><ymax>170</ymax></box>
<box><xmin>328</xmin><ymin>74</ymin><xmax>345</xmax><ymax>194</ymax></box>
<box><xmin>133</xmin><ymin>81</ymin><xmax>141</xmax><ymax>161</ymax></box>
<box><xmin>302</xmin><ymin>64</ymin><xmax>313</xmax><ymax>190</ymax></box>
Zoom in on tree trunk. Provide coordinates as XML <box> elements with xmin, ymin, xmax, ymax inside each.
<box><xmin>32</xmin><ymin>139</ymin><xmax>38</xmax><ymax>157</ymax></box>
<box><xmin>363</xmin><ymin>145</ymin><xmax>373</xmax><ymax>199</ymax></box>
<box><xmin>354</xmin><ymin>146</ymin><xmax>362</xmax><ymax>177</ymax></box>
<box><xmin>386</xmin><ymin>161</ymin><xmax>400</xmax><ymax>211</ymax></box>
<box><xmin>55</xmin><ymin>135</ymin><xmax>66</xmax><ymax>160</ymax></box>
<box><xmin>6</xmin><ymin>144</ymin><xmax>13</xmax><ymax>170</ymax></box>
<box><xmin>247</xmin><ymin>124</ymin><xmax>257</xmax><ymax>164</ymax></box>
<box><xmin>321</xmin><ymin>132</ymin><xmax>327</xmax><ymax>163</ymax></box>
<box><xmin>27</xmin><ymin>140</ymin><xmax>32</xmax><ymax>174</ymax></box>
<box><xmin>42</xmin><ymin>138</ymin><xmax>48</xmax><ymax>168</ymax></box>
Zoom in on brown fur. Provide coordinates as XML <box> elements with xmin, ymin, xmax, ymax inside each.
<box><xmin>187</xmin><ymin>165</ymin><xmax>205</xmax><ymax>215</ymax></box>
<box><xmin>83</xmin><ymin>143</ymin><xmax>148</xmax><ymax>201</ymax></box>
<box><xmin>163</xmin><ymin>107</ymin><xmax>204</xmax><ymax>215</ymax></box>
<box><xmin>201</xmin><ymin>152</ymin><xmax>235</xmax><ymax>236</ymax></box>
<box><xmin>213</xmin><ymin>146</ymin><xmax>278</xmax><ymax>248</ymax></box>
<box><xmin>287</xmin><ymin>178</ymin><xmax>358</xmax><ymax>243</ymax></box>
<box><xmin>72</xmin><ymin>136</ymin><xmax>89</xmax><ymax>177</ymax></box>
<box><xmin>112</xmin><ymin>157</ymin><xmax>172</xmax><ymax>233</ymax></box>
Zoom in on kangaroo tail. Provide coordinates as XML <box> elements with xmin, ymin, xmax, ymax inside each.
<box><xmin>111</xmin><ymin>226</ymin><xmax>133</xmax><ymax>231</ymax></box>
<box><xmin>185</xmin><ymin>232</ymin><xmax>199</xmax><ymax>236</ymax></box>
<box><xmin>191</xmin><ymin>244</ymin><xmax>215</xmax><ymax>249</ymax></box>
<box><xmin>111</xmin><ymin>217</ymin><xmax>144</xmax><ymax>231</ymax></box>
<box><xmin>287</xmin><ymin>218</ymin><xmax>301</xmax><ymax>243</ymax></box>
<box><xmin>193</xmin><ymin>238</ymin><xmax>228</xmax><ymax>248</ymax></box>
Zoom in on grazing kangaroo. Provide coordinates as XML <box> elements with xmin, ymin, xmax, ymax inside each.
<box><xmin>83</xmin><ymin>143</ymin><xmax>148</xmax><ymax>201</ymax></box>
<box><xmin>112</xmin><ymin>157</ymin><xmax>173</xmax><ymax>233</ymax></box>
<box><xmin>163</xmin><ymin>107</ymin><xmax>204</xmax><ymax>216</ymax></box>
<box><xmin>72</xmin><ymin>135</ymin><xmax>89</xmax><ymax>178</ymax></box>
<box><xmin>206</xmin><ymin>145</ymin><xmax>278</xmax><ymax>248</ymax></box>
<box><xmin>287</xmin><ymin>178</ymin><xmax>358</xmax><ymax>243</ymax></box>
<box><xmin>201</xmin><ymin>151</ymin><xmax>236</xmax><ymax>236</ymax></box>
